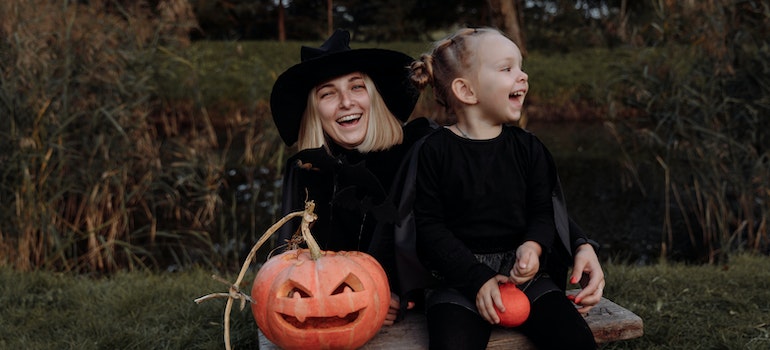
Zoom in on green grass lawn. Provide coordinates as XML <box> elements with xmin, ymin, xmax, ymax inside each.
<box><xmin>2</xmin><ymin>254</ymin><xmax>769</xmax><ymax>349</ymax></box>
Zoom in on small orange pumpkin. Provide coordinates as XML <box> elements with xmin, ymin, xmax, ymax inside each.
<box><xmin>495</xmin><ymin>283</ymin><xmax>530</xmax><ymax>327</ymax></box>
<box><xmin>251</xmin><ymin>203</ymin><xmax>390</xmax><ymax>350</ymax></box>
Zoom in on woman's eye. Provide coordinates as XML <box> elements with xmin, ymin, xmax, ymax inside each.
<box><xmin>352</xmin><ymin>84</ymin><xmax>366</xmax><ymax>91</ymax></box>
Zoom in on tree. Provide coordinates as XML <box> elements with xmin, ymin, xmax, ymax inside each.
<box><xmin>327</xmin><ymin>0</ymin><xmax>333</xmax><ymax>36</ymax></box>
<box><xmin>278</xmin><ymin>0</ymin><xmax>285</xmax><ymax>41</ymax></box>
<box><xmin>487</xmin><ymin>0</ymin><xmax>526</xmax><ymax>55</ymax></box>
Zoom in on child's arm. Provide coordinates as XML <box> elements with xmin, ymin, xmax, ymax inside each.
<box><xmin>509</xmin><ymin>240</ymin><xmax>542</xmax><ymax>284</ymax></box>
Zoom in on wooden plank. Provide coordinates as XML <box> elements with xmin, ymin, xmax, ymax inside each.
<box><xmin>259</xmin><ymin>291</ymin><xmax>643</xmax><ymax>349</ymax></box>
<box><xmin>567</xmin><ymin>291</ymin><xmax>644</xmax><ymax>344</ymax></box>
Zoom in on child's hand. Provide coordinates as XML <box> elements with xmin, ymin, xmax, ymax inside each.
<box><xmin>509</xmin><ymin>241</ymin><xmax>541</xmax><ymax>284</ymax></box>
<box><xmin>476</xmin><ymin>275</ymin><xmax>510</xmax><ymax>324</ymax></box>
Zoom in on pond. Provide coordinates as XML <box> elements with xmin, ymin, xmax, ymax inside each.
<box><xmin>528</xmin><ymin>120</ymin><xmax>690</xmax><ymax>265</ymax></box>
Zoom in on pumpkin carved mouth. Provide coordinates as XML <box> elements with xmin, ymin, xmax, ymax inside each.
<box><xmin>280</xmin><ymin>311</ymin><xmax>361</xmax><ymax>329</ymax></box>
<box><xmin>274</xmin><ymin>279</ymin><xmax>367</xmax><ymax>330</ymax></box>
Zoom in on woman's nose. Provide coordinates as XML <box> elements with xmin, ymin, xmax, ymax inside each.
<box><xmin>339</xmin><ymin>91</ymin><xmax>354</xmax><ymax>108</ymax></box>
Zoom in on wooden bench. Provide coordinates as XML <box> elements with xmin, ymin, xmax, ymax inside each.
<box><xmin>259</xmin><ymin>290</ymin><xmax>643</xmax><ymax>349</ymax></box>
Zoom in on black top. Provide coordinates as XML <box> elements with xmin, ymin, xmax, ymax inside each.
<box><xmin>277</xmin><ymin>118</ymin><xmax>436</xmax><ymax>275</ymax></box>
<box><xmin>414</xmin><ymin>126</ymin><xmax>557</xmax><ymax>299</ymax></box>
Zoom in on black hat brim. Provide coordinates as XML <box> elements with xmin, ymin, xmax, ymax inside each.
<box><xmin>270</xmin><ymin>48</ymin><xmax>418</xmax><ymax>146</ymax></box>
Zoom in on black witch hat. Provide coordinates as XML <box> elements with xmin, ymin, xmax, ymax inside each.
<box><xmin>270</xmin><ymin>29</ymin><xmax>419</xmax><ymax>146</ymax></box>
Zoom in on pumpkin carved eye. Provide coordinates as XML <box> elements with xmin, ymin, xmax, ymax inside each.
<box><xmin>285</xmin><ymin>281</ymin><xmax>312</xmax><ymax>298</ymax></box>
<box><xmin>331</xmin><ymin>273</ymin><xmax>363</xmax><ymax>295</ymax></box>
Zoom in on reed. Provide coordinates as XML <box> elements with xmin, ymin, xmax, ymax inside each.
<box><xmin>0</xmin><ymin>0</ymin><xmax>212</xmax><ymax>272</ymax></box>
<box><xmin>609</xmin><ymin>0</ymin><xmax>770</xmax><ymax>263</ymax></box>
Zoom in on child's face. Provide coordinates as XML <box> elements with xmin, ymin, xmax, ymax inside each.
<box><xmin>469</xmin><ymin>32</ymin><xmax>528</xmax><ymax>124</ymax></box>
<box><xmin>313</xmin><ymin>72</ymin><xmax>371</xmax><ymax>149</ymax></box>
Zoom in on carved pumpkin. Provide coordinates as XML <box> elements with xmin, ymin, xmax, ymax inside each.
<box><xmin>495</xmin><ymin>283</ymin><xmax>530</xmax><ymax>327</ymax></box>
<box><xmin>251</xmin><ymin>248</ymin><xmax>390</xmax><ymax>350</ymax></box>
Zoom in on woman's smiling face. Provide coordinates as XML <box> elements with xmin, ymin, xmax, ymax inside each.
<box><xmin>313</xmin><ymin>72</ymin><xmax>371</xmax><ymax>149</ymax></box>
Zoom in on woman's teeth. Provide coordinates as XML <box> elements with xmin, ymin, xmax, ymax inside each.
<box><xmin>336</xmin><ymin>114</ymin><xmax>361</xmax><ymax>124</ymax></box>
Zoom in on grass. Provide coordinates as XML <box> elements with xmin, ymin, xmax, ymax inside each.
<box><xmin>602</xmin><ymin>254</ymin><xmax>770</xmax><ymax>349</ymax></box>
<box><xmin>159</xmin><ymin>40</ymin><xmax>628</xmax><ymax>115</ymax></box>
<box><xmin>0</xmin><ymin>268</ymin><xmax>258</xmax><ymax>350</ymax></box>
<box><xmin>2</xmin><ymin>254</ymin><xmax>769</xmax><ymax>349</ymax></box>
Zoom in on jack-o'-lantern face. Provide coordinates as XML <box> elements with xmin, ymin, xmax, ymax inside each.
<box><xmin>252</xmin><ymin>249</ymin><xmax>390</xmax><ymax>350</ymax></box>
<box><xmin>274</xmin><ymin>263</ymin><xmax>369</xmax><ymax>329</ymax></box>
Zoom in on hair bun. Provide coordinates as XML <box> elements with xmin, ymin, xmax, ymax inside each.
<box><xmin>409</xmin><ymin>54</ymin><xmax>434</xmax><ymax>90</ymax></box>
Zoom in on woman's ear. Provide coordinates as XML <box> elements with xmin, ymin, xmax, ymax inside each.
<box><xmin>450</xmin><ymin>77</ymin><xmax>478</xmax><ymax>105</ymax></box>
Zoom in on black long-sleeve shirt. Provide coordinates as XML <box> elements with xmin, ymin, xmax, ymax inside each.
<box><xmin>414</xmin><ymin>126</ymin><xmax>556</xmax><ymax>299</ymax></box>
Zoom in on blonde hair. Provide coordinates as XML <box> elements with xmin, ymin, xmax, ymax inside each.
<box><xmin>409</xmin><ymin>27</ymin><xmax>503</xmax><ymax>113</ymax></box>
<box><xmin>296</xmin><ymin>74</ymin><xmax>404</xmax><ymax>153</ymax></box>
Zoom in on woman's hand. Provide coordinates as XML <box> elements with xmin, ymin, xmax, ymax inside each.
<box><xmin>383</xmin><ymin>293</ymin><xmax>400</xmax><ymax>326</ymax></box>
<box><xmin>383</xmin><ymin>292</ymin><xmax>415</xmax><ymax>326</ymax></box>
<box><xmin>567</xmin><ymin>243</ymin><xmax>605</xmax><ymax>314</ymax></box>
<box><xmin>509</xmin><ymin>241</ymin><xmax>541</xmax><ymax>284</ymax></box>
<box><xmin>476</xmin><ymin>275</ymin><xmax>510</xmax><ymax>324</ymax></box>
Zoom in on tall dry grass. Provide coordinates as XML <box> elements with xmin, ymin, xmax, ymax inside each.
<box><xmin>609</xmin><ymin>0</ymin><xmax>769</xmax><ymax>263</ymax></box>
<box><xmin>0</xmin><ymin>0</ymin><xmax>284</xmax><ymax>272</ymax></box>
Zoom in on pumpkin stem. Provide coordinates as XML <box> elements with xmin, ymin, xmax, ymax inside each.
<box><xmin>299</xmin><ymin>201</ymin><xmax>322</xmax><ymax>260</ymax></box>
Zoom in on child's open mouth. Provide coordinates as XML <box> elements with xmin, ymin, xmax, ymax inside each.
<box><xmin>509</xmin><ymin>90</ymin><xmax>526</xmax><ymax>102</ymax></box>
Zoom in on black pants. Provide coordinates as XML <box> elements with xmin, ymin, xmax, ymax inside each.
<box><xmin>426</xmin><ymin>291</ymin><xmax>596</xmax><ymax>350</ymax></box>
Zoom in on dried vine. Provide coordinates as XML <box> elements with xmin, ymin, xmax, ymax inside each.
<box><xmin>194</xmin><ymin>201</ymin><xmax>318</xmax><ymax>350</ymax></box>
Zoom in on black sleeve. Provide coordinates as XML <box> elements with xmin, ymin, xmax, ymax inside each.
<box><xmin>569</xmin><ymin>218</ymin><xmax>600</xmax><ymax>253</ymax></box>
<box><xmin>276</xmin><ymin>158</ymin><xmax>304</xmax><ymax>250</ymax></box>
<box><xmin>540</xmin><ymin>138</ymin><xmax>601</xmax><ymax>255</ymax></box>
<box><xmin>540</xmin><ymin>138</ymin><xmax>601</xmax><ymax>289</ymax></box>
<box><xmin>276</xmin><ymin>147</ymin><xmax>340</xmax><ymax>250</ymax></box>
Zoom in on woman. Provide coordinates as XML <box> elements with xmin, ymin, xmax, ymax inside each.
<box><xmin>269</xmin><ymin>29</ymin><xmax>605</xmax><ymax>326</ymax></box>
<box><xmin>270</xmin><ymin>29</ymin><xmax>434</xmax><ymax>325</ymax></box>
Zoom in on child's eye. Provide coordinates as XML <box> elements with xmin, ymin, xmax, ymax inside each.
<box><xmin>502</xmin><ymin>67</ymin><xmax>512</xmax><ymax>72</ymax></box>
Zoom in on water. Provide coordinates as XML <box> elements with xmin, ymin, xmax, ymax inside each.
<box><xmin>528</xmin><ymin>120</ymin><xmax>691</xmax><ymax>265</ymax></box>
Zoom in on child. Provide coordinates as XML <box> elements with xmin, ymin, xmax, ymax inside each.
<box><xmin>409</xmin><ymin>27</ymin><xmax>597</xmax><ymax>349</ymax></box>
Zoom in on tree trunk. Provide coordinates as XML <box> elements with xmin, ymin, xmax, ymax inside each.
<box><xmin>278</xmin><ymin>0</ymin><xmax>286</xmax><ymax>42</ymax></box>
<box><xmin>487</xmin><ymin>0</ymin><xmax>527</xmax><ymax>56</ymax></box>
<box><xmin>327</xmin><ymin>0</ymin><xmax>333</xmax><ymax>36</ymax></box>
<box><xmin>618</xmin><ymin>0</ymin><xmax>628</xmax><ymax>42</ymax></box>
